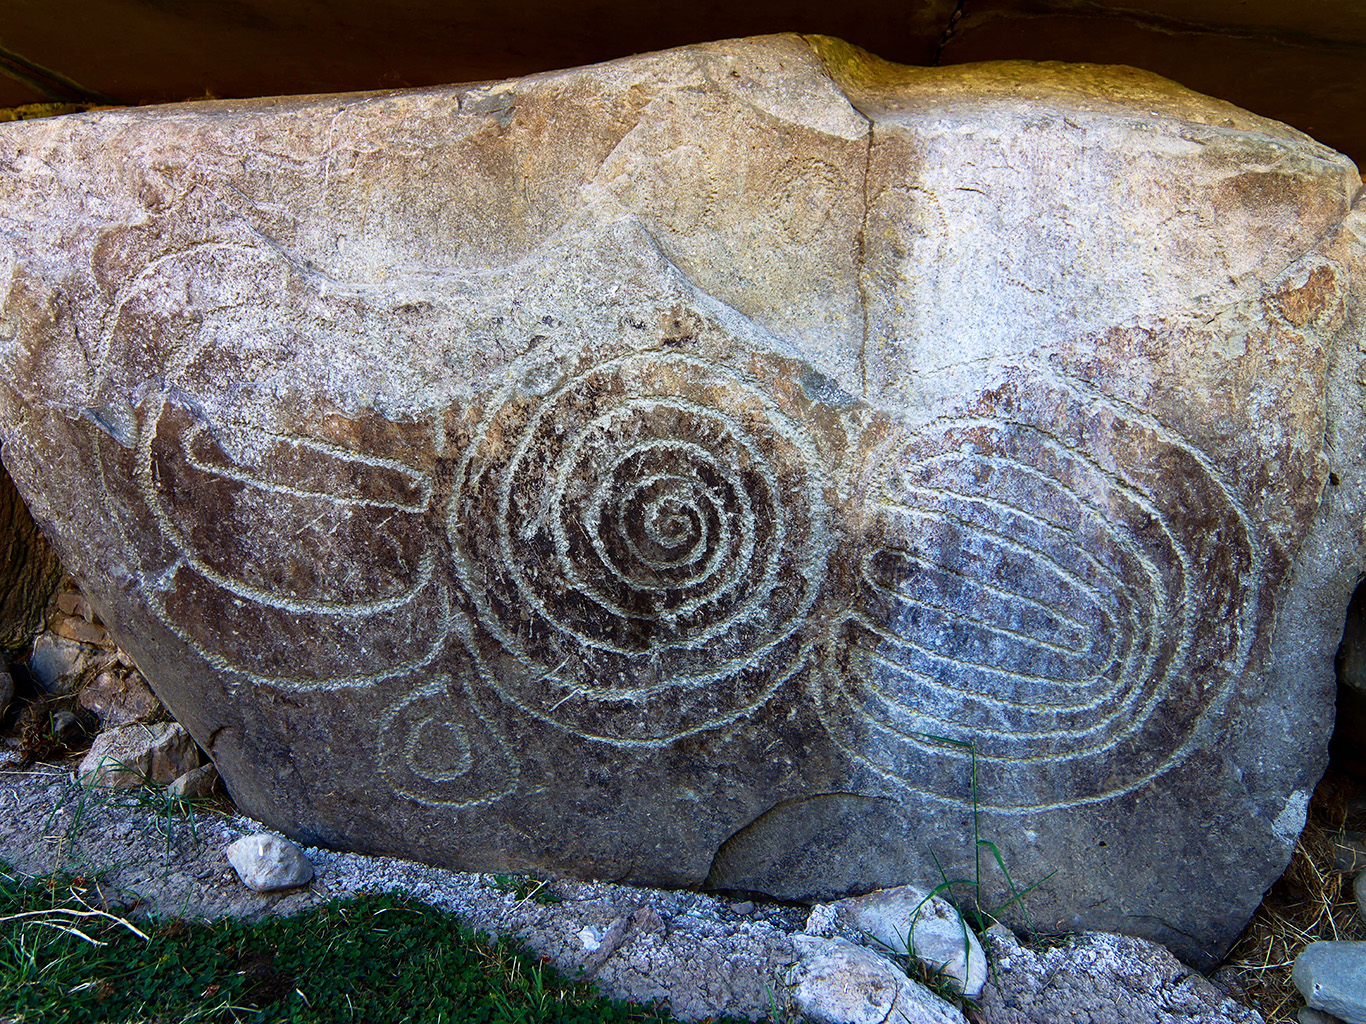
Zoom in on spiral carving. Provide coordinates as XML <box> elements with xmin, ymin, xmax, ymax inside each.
<box><xmin>448</xmin><ymin>350</ymin><xmax>832</xmax><ymax>745</ymax></box>
<box><xmin>818</xmin><ymin>375</ymin><xmax>1261</xmax><ymax>810</ymax></box>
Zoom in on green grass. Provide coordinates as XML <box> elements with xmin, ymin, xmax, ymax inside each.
<box><xmin>491</xmin><ymin>876</ymin><xmax>562</xmax><ymax>906</ymax></box>
<box><xmin>917</xmin><ymin>736</ymin><xmax>1055</xmax><ymax>934</ymax></box>
<box><xmin>0</xmin><ymin>862</ymin><xmax>739</xmax><ymax>1024</ymax></box>
<box><xmin>863</xmin><ymin>736</ymin><xmax>1055</xmax><ymax>1011</ymax></box>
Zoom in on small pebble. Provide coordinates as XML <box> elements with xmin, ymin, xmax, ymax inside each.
<box><xmin>49</xmin><ymin>709</ymin><xmax>82</xmax><ymax>740</ymax></box>
<box><xmin>79</xmin><ymin>721</ymin><xmax>200</xmax><ymax>788</ymax></box>
<box><xmin>225</xmin><ymin>833</ymin><xmax>314</xmax><ymax>892</ymax></box>
<box><xmin>732</xmin><ymin>900</ymin><xmax>755</xmax><ymax>915</ymax></box>
<box><xmin>50</xmin><ymin>614</ymin><xmax>110</xmax><ymax>647</ymax></box>
<box><xmin>27</xmin><ymin>633</ymin><xmax>91</xmax><ymax>695</ymax></box>
<box><xmin>168</xmin><ymin>763</ymin><xmax>219</xmax><ymax>800</ymax></box>
<box><xmin>823</xmin><ymin>884</ymin><xmax>988</xmax><ymax>998</ymax></box>
<box><xmin>578</xmin><ymin>925</ymin><xmax>603</xmax><ymax>951</ymax></box>
<box><xmin>631</xmin><ymin>905</ymin><xmax>665</xmax><ymax>934</ymax></box>
<box><xmin>54</xmin><ymin>590</ymin><xmax>92</xmax><ymax>620</ymax></box>
<box><xmin>787</xmin><ymin>935</ymin><xmax>964</xmax><ymax>1024</ymax></box>
<box><xmin>78</xmin><ymin>669</ymin><xmax>164</xmax><ymax>727</ymax></box>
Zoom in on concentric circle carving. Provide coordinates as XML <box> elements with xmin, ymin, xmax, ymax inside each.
<box><xmin>376</xmin><ymin>672</ymin><xmax>519</xmax><ymax>807</ymax></box>
<box><xmin>818</xmin><ymin>376</ymin><xmax>1261</xmax><ymax>810</ymax></box>
<box><xmin>448</xmin><ymin>350</ymin><xmax>832</xmax><ymax>745</ymax></box>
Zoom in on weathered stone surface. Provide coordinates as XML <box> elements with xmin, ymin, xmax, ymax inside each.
<box><xmin>26</xmin><ymin>632</ymin><xmax>95</xmax><ymax>694</ymax></box>
<box><xmin>168</xmin><ymin>762</ymin><xmax>219</xmax><ymax>800</ymax></box>
<box><xmin>979</xmin><ymin>928</ymin><xmax>1265</xmax><ymax>1024</ymax></box>
<box><xmin>225</xmin><ymin>833</ymin><xmax>314</xmax><ymax>892</ymax></box>
<box><xmin>78</xmin><ymin>668</ymin><xmax>164</xmax><ymax>727</ymax></box>
<box><xmin>786</xmin><ymin>934</ymin><xmax>965</xmax><ymax>1024</ymax></box>
<box><xmin>0</xmin><ymin>462</ymin><xmax>60</xmax><ymax>653</ymax></box>
<box><xmin>806</xmin><ymin>885</ymin><xmax>987</xmax><ymax>997</ymax></box>
<box><xmin>939</xmin><ymin>1</ymin><xmax>1366</xmax><ymax>165</ymax></box>
<box><xmin>0</xmin><ymin>35</ymin><xmax>1362</xmax><ymax>966</ymax></box>
<box><xmin>78</xmin><ymin>721</ymin><xmax>200</xmax><ymax>788</ymax></box>
<box><xmin>3</xmin><ymin>2</ymin><xmax>1366</xmax><ymax>171</ymax></box>
<box><xmin>1293</xmin><ymin>942</ymin><xmax>1366</xmax><ymax>1024</ymax></box>
<box><xmin>49</xmin><ymin>613</ymin><xmax>111</xmax><ymax>646</ymax></box>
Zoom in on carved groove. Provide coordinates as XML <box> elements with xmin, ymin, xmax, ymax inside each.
<box><xmin>817</xmin><ymin>376</ymin><xmax>1261</xmax><ymax>810</ymax></box>
<box><xmin>448</xmin><ymin>350</ymin><xmax>833</xmax><ymax>746</ymax></box>
<box><xmin>376</xmin><ymin>670</ymin><xmax>520</xmax><ymax>808</ymax></box>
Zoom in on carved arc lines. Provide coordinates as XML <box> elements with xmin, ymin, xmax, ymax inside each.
<box><xmin>92</xmin><ymin>387</ymin><xmax>453</xmax><ymax>699</ymax></box>
<box><xmin>446</xmin><ymin>349</ymin><xmax>834</xmax><ymax>746</ymax></box>
<box><xmin>814</xmin><ymin>376</ymin><xmax>1263</xmax><ymax>811</ymax></box>
<box><xmin>376</xmin><ymin>672</ymin><xmax>521</xmax><ymax>808</ymax></box>
<box><xmin>181</xmin><ymin>421</ymin><xmax>434</xmax><ymax>512</ymax></box>
<box><xmin>85</xmin><ymin>285</ymin><xmax>1266</xmax><ymax>813</ymax></box>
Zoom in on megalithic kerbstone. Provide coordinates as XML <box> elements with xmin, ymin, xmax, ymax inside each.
<box><xmin>0</xmin><ymin>34</ymin><xmax>1362</xmax><ymax>967</ymax></box>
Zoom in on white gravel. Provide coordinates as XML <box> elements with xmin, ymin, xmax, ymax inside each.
<box><xmin>0</xmin><ymin>763</ymin><xmax>802</xmax><ymax>1021</ymax></box>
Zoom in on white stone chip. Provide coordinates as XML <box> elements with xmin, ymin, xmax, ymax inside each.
<box><xmin>578</xmin><ymin>925</ymin><xmax>604</xmax><ymax>951</ymax></box>
<box><xmin>821</xmin><ymin>885</ymin><xmax>989</xmax><ymax>998</ymax></box>
<box><xmin>225</xmin><ymin>833</ymin><xmax>315</xmax><ymax>892</ymax></box>
<box><xmin>786</xmin><ymin>934</ymin><xmax>966</xmax><ymax>1024</ymax></box>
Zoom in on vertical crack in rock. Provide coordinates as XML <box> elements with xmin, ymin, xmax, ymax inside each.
<box><xmin>931</xmin><ymin>0</ymin><xmax>968</xmax><ymax>67</ymax></box>
<box><xmin>801</xmin><ymin>32</ymin><xmax>878</xmax><ymax>398</ymax></box>
<box><xmin>856</xmin><ymin>122</ymin><xmax>875</xmax><ymax>398</ymax></box>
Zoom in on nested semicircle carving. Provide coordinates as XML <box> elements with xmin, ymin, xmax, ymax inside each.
<box><xmin>86</xmin><ymin>240</ymin><xmax>452</xmax><ymax>694</ymax></box>
<box><xmin>446</xmin><ymin>349</ymin><xmax>834</xmax><ymax>746</ymax></box>
<box><xmin>817</xmin><ymin>375</ymin><xmax>1262</xmax><ymax>811</ymax></box>
<box><xmin>94</xmin><ymin>392</ymin><xmax>449</xmax><ymax>691</ymax></box>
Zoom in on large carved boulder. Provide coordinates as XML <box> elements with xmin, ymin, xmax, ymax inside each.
<box><xmin>0</xmin><ymin>35</ymin><xmax>1362</xmax><ymax>966</ymax></box>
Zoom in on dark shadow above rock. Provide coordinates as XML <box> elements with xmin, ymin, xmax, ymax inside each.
<box><xmin>0</xmin><ymin>461</ymin><xmax>61</xmax><ymax>655</ymax></box>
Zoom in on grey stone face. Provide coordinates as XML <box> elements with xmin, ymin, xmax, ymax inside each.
<box><xmin>0</xmin><ymin>34</ymin><xmax>1362</xmax><ymax>966</ymax></box>
<box><xmin>980</xmin><ymin>928</ymin><xmax>1266</xmax><ymax>1024</ymax></box>
<box><xmin>1293</xmin><ymin>942</ymin><xmax>1366</xmax><ymax>1024</ymax></box>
